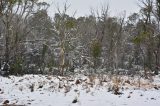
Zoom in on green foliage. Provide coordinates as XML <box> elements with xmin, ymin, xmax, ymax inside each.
<box><xmin>133</xmin><ymin>36</ymin><xmax>142</xmax><ymax>44</ymax></box>
<box><xmin>47</xmin><ymin>55</ymin><xmax>55</xmax><ymax>68</ymax></box>
<box><xmin>10</xmin><ymin>56</ymin><xmax>23</xmax><ymax>75</ymax></box>
<box><xmin>8</xmin><ymin>0</ymin><xmax>17</xmax><ymax>4</ymax></box>
<box><xmin>65</xmin><ymin>20</ymin><xmax>76</xmax><ymax>29</ymax></box>
<box><xmin>42</xmin><ymin>44</ymin><xmax>48</xmax><ymax>58</ymax></box>
<box><xmin>54</xmin><ymin>13</ymin><xmax>76</xmax><ymax>30</ymax></box>
<box><xmin>8</xmin><ymin>0</ymin><xmax>22</xmax><ymax>5</ymax></box>
<box><xmin>132</xmin><ymin>31</ymin><xmax>149</xmax><ymax>44</ymax></box>
<box><xmin>91</xmin><ymin>40</ymin><xmax>102</xmax><ymax>58</ymax></box>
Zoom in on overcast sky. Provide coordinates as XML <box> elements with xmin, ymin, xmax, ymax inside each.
<box><xmin>41</xmin><ymin>0</ymin><xmax>140</xmax><ymax>18</ymax></box>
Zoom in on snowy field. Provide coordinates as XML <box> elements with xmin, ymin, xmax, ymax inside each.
<box><xmin>0</xmin><ymin>74</ymin><xmax>160</xmax><ymax>106</ymax></box>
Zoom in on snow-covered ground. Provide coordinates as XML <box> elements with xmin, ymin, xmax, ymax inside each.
<box><xmin>0</xmin><ymin>74</ymin><xmax>160</xmax><ymax>106</ymax></box>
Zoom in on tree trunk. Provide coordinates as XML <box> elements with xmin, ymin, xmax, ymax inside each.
<box><xmin>60</xmin><ymin>45</ymin><xmax>65</xmax><ymax>76</ymax></box>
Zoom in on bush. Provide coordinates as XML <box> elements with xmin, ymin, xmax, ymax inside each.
<box><xmin>10</xmin><ymin>57</ymin><xmax>24</xmax><ymax>75</ymax></box>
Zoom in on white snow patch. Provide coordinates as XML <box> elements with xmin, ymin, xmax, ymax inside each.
<box><xmin>0</xmin><ymin>74</ymin><xmax>160</xmax><ymax>106</ymax></box>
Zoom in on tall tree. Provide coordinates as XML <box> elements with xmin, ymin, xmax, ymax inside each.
<box><xmin>54</xmin><ymin>3</ymin><xmax>77</xmax><ymax>75</ymax></box>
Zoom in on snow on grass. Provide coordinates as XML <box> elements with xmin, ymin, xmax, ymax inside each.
<box><xmin>0</xmin><ymin>74</ymin><xmax>160</xmax><ymax>106</ymax></box>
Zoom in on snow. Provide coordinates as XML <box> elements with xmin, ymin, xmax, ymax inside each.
<box><xmin>0</xmin><ymin>74</ymin><xmax>160</xmax><ymax>106</ymax></box>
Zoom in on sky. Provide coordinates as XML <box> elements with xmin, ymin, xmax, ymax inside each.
<box><xmin>40</xmin><ymin>0</ymin><xmax>140</xmax><ymax>18</ymax></box>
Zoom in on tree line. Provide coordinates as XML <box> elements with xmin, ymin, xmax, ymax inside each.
<box><xmin>0</xmin><ymin>0</ymin><xmax>159</xmax><ymax>76</ymax></box>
